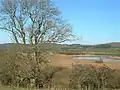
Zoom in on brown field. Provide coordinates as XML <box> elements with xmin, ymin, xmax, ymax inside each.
<box><xmin>48</xmin><ymin>54</ymin><xmax>120</xmax><ymax>87</ymax></box>
<box><xmin>50</xmin><ymin>54</ymin><xmax>120</xmax><ymax>70</ymax></box>
<box><xmin>1</xmin><ymin>54</ymin><xmax>120</xmax><ymax>89</ymax></box>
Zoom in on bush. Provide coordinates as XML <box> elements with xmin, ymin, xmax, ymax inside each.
<box><xmin>69</xmin><ymin>64</ymin><xmax>120</xmax><ymax>90</ymax></box>
<box><xmin>0</xmin><ymin>45</ymin><xmax>63</xmax><ymax>89</ymax></box>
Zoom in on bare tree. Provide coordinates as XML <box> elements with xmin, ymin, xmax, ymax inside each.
<box><xmin>0</xmin><ymin>0</ymin><xmax>75</xmax><ymax>68</ymax></box>
<box><xmin>0</xmin><ymin>0</ymin><xmax>73</xmax><ymax>45</ymax></box>
<box><xmin>0</xmin><ymin>0</ymin><xmax>76</xmax><ymax>88</ymax></box>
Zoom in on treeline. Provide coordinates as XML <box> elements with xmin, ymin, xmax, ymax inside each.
<box><xmin>94</xmin><ymin>44</ymin><xmax>112</xmax><ymax>48</ymax></box>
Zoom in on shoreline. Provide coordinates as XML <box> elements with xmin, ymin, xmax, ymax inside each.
<box><xmin>72</xmin><ymin>54</ymin><xmax>120</xmax><ymax>60</ymax></box>
<box><xmin>50</xmin><ymin>54</ymin><xmax>120</xmax><ymax>69</ymax></box>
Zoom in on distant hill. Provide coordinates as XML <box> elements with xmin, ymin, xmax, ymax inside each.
<box><xmin>108</xmin><ymin>42</ymin><xmax>120</xmax><ymax>48</ymax></box>
<box><xmin>0</xmin><ymin>43</ymin><xmax>65</xmax><ymax>51</ymax></box>
<box><xmin>94</xmin><ymin>42</ymin><xmax>120</xmax><ymax>48</ymax></box>
<box><xmin>93</xmin><ymin>44</ymin><xmax>111</xmax><ymax>48</ymax></box>
<box><xmin>0</xmin><ymin>43</ymin><xmax>14</xmax><ymax>50</ymax></box>
<box><xmin>0</xmin><ymin>42</ymin><xmax>120</xmax><ymax>50</ymax></box>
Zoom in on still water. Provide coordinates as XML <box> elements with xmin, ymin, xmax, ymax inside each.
<box><xmin>73</xmin><ymin>56</ymin><xmax>120</xmax><ymax>62</ymax></box>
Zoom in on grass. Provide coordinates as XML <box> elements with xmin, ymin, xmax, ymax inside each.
<box><xmin>0</xmin><ymin>67</ymin><xmax>72</xmax><ymax>90</ymax></box>
<box><xmin>0</xmin><ymin>87</ymin><xmax>26</xmax><ymax>90</ymax></box>
<box><xmin>1</xmin><ymin>87</ymin><xmax>120</xmax><ymax>90</ymax></box>
<box><xmin>0</xmin><ymin>87</ymin><xmax>49</xmax><ymax>90</ymax></box>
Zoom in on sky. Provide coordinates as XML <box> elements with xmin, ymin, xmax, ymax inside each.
<box><xmin>53</xmin><ymin>0</ymin><xmax>120</xmax><ymax>44</ymax></box>
<box><xmin>0</xmin><ymin>0</ymin><xmax>120</xmax><ymax>44</ymax></box>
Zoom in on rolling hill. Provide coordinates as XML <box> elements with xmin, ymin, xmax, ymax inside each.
<box><xmin>0</xmin><ymin>42</ymin><xmax>120</xmax><ymax>51</ymax></box>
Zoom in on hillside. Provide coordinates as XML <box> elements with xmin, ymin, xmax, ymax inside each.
<box><xmin>108</xmin><ymin>42</ymin><xmax>120</xmax><ymax>48</ymax></box>
<box><xmin>0</xmin><ymin>42</ymin><xmax>120</xmax><ymax>51</ymax></box>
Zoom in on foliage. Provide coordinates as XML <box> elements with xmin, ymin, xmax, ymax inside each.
<box><xmin>69</xmin><ymin>64</ymin><xmax>120</xmax><ymax>90</ymax></box>
<box><xmin>0</xmin><ymin>45</ymin><xmax>64</xmax><ymax>89</ymax></box>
